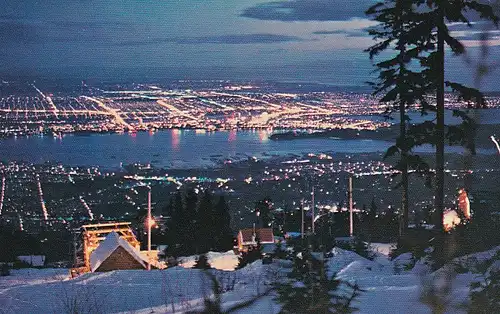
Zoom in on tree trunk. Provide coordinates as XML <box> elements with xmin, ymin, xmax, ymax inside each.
<box><xmin>436</xmin><ymin>8</ymin><xmax>446</xmax><ymax>232</ymax></box>
<box><xmin>400</xmin><ymin>104</ymin><xmax>409</xmax><ymax>232</ymax></box>
<box><xmin>396</xmin><ymin>0</ymin><xmax>409</xmax><ymax>233</ymax></box>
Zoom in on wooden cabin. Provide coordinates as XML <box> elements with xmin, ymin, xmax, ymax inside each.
<box><xmin>237</xmin><ymin>227</ymin><xmax>274</xmax><ymax>252</ymax></box>
<box><xmin>90</xmin><ymin>232</ymin><xmax>147</xmax><ymax>272</ymax></box>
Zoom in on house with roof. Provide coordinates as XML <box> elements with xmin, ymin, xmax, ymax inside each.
<box><xmin>90</xmin><ymin>232</ymin><xmax>151</xmax><ymax>272</ymax></box>
<box><xmin>237</xmin><ymin>227</ymin><xmax>274</xmax><ymax>252</ymax></box>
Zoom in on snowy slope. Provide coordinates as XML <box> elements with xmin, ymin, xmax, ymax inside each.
<box><xmin>178</xmin><ymin>251</ymin><xmax>239</xmax><ymax>271</ymax></box>
<box><xmin>1</xmin><ymin>247</ymin><xmax>497</xmax><ymax>314</ymax></box>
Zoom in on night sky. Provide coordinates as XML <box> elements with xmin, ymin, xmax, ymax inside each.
<box><xmin>1</xmin><ymin>0</ymin><xmax>500</xmax><ymax>89</ymax></box>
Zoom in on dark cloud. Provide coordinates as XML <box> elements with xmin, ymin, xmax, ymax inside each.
<box><xmin>241</xmin><ymin>0</ymin><xmax>499</xmax><ymax>23</ymax></box>
<box><xmin>49</xmin><ymin>20</ymin><xmax>132</xmax><ymax>29</ymax></box>
<box><xmin>448</xmin><ymin>21</ymin><xmax>499</xmax><ymax>32</ymax></box>
<box><xmin>118</xmin><ymin>34</ymin><xmax>306</xmax><ymax>46</ymax></box>
<box><xmin>313</xmin><ymin>28</ymin><xmax>369</xmax><ymax>38</ymax></box>
<box><xmin>241</xmin><ymin>0</ymin><xmax>373</xmax><ymax>21</ymax></box>
<box><xmin>0</xmin><ymin>13</ymin><xmax>305</xmax><ymax>47</ymax></box>
<box><xmin>0</xmin><ymin>20</ymin><xmax>40</xmax><ymax>44</ymax></box>
<box><xmin>454</xmin><ymin>30</ymin><xmax>500</xmax><ymax>41</ymax></box>
<box><xmin>177</xmin><ymin>34</ymin><xmax>306</xmax><ymax>44</ymax></box>
<box><xmin>0</xmin><ymin>17</ymin><xmax>133</xmax><ymax>45</ymax></box>
<box><xmin>312</xmin><ymin>30</ymin><xmax>346</xmax><ymax>35</ymax></box>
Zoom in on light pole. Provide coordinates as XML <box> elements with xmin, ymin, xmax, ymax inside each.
<box><xmin>301</xmin><ymin>198</ymin><xmax>304</xmax><ymax>239</ymax></box>
<box><xmin>147</xmin><ymin>186</ymin><xmax>152</xmax><ymax>270</ymax></box>
<box><xmin>311</xmin><ymin>185</ymin><xmax>315</xmax><ymax>234</ymax></box>
<box><xmin>349</xmin><ymin>176</ymin><xmax>353</xmax><ymax>237</ymax></box>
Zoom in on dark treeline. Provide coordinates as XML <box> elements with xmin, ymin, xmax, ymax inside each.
<box><xmin>0</xmin><ymin>222</ymin><xmax>72</xmax><ymax>264</ymax></box>
<box><xmin>163</xmin><ymin>188</ymin><xmax>233</xmax><ymax>257</ymax></box>
<box><xmin>261</xmin><ymin>196</ymin><xmax>401</xmax><ymax>242</ymax></box>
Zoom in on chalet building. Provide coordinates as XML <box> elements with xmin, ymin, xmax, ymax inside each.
<box><xmin>237</xmin><ymin>227</ymin><xmax>274</xmax><ymax>252</ymax></box>
<box><xmin>90</xmin><ymin>232</ymin><xmax>148</xmax><ymax>272</ymax></box>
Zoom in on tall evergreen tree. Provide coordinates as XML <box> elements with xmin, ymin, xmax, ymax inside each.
<box><xmin>235</xmin><ymin>246</ymin><xmax>262</xmax><ymax>270</ymax></box>
<box><xmin>213</xmin><ymin>195</ymin><xmax>234</xmax><ymax>251</ymax></box>
<box><xmin>197</xmin><ymin>190</ymin><xmax>215</xmax><ymax>253</ymax></box>
<box><xmin>366</xmin><ymin>0</ymin><xmax>436</xmax><ymax>232</ymax></box>
<box><xmin>367</xmin><ymin>0</ymin><xmax>499</xmax><ymax>232</ymax></box>
<box><xmin>423</xmin><ymin>0</ymin><xmax>498</xmax><ymax>232</ymax></box>
<box><xmin>254</xmin><ymin>197</ymin><xmax>273</xmax><ymax>228</ymax></box>
<box><xmin>166</xmin><ymin>191</ymin><xmax>184</xmax><ymax>256</ymax></box>
<box><xmin>276</xmin><ymin>247</ymin><xmax>362</xmax><ymax>313</ymax></box>
<box><xmin>183</xmin><ymin>188</ymin><xmax>199</xmax><ymax>254</ymax></box>
<box><xmin>369</xmin><ymin>198</ymin><xmax>378</xmax><ymax>220</ymax></box>
<box><xmin>193</xmin><ymin>254</ymin><xmax>212</xmax><ymax>270</ymax></box>
<box><xmin>163</xmin><ymin>196</ymin><xmax>174</xmax><ymax>218</ymax></box>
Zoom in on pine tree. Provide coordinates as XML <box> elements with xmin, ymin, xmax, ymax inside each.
<box><xmin>276</xmin><ymin>247</ymin><xmax>363</xmax><ymax>313</ymax></box>
<box><xmin>366</xmin><ymin>0</ymin><xmax>437</xmax><ymax>233</ymax></box>
<box><xmin>235</xmin><ymin>246</ymin><xmax>263</xmax><ymax>270</ymax></box>
<box><xmin>426</xmin><ymin>0</ymin><xmax>498</xmax><ymax>233</ymax></box>
<box><xmin>213</xmin><ymin>195</ymin><xmax>234</xmax><ymax>251</ymax></box>
<box><xmin>273</xmin><ymin>240</ymin><xmax>288</xmax><ymax>260</ymax></box>
<box><xmin>369</xmin><ymin>198</ymin><xmax>377</xmax><ymax>221</ymax></box>
<box><xmin>163</xmin><ymin>196</ymin><xmax>174</xmax><ymax>218</ymax></box>
<box><xmin>165</xmin><ymin>191</ymin><xmax>184</xmax><ymax>257</ymax></box>
<box><xmin>367</xmin><ymin>0</ymin><xmax>499</xmax><ymax>233</ymax></box>
<box><xmin>236</xmin><ymin>241</ymin><xmax>263</xmax><ymax>270</ymax></box>
<box><xmin>133</xmin><ymin>206</ymin><xmax>148</xmax><ymax>247</ymax></box>
<box><xmin>189</xmin><ymin>271</ymin><xmax>273</xmax><ymax>314</ymax></box>
<box><xmin>1</xmin><ymin>263</ymin><xmax>10</xmax><ymax>276</ymax></box>
<box><xmin>468</xmin><ymin>268</ymin><xmax>500</xmax><ymax>313</ymax></box>
<box><xmin>183</xmin><ymin>188</ymin><xmax>199</xmax><ymax>254</ymax></box>
<box><xmin>349</xmin><ymin>237</ymin><xmax>374</xmax><ymax>261</ymax></box>
<box><xmin>254</xmin><ymin>197</ymin><xmax>272</xmax><ymax>228</ymax></box>
<box><xmin>193</xmin><ymin>254</ymin><xmax>212</xmax><ymax>270</ymax></box>
<box><xmin>168</xmin><ymin>188</ymin><xmax>199</xmax><ymax>256</ymax></box>
<box><xmin>235</xmin><ymin>252</ymin><xmax>251</xmax><ymax>270</ymax></box>
<box><xmin>197</xmin><ymin>190</ymin><xmax>214</xmax><ymax>253</ymax></box>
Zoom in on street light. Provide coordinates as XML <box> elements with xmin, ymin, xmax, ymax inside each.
<box><xmin>147</xmin><ymin>186</ymin><xmax>152</xmax><ymax>270</ymax></box>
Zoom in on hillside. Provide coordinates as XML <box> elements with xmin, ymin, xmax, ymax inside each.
<box><xmin>0</xmin><ymin>246</ymin><xmax>498</xmax><ymax>314</ymax></box>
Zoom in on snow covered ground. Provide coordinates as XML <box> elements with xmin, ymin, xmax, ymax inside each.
<box><xmin>178</xmin><ymin>251</ymin><xmax>239</xmax><ymax>271</ymax></box>
<box><xmin>0</xmin><ymin>246</ymin><xmax>497</xmax><ymax>314</ymax></box>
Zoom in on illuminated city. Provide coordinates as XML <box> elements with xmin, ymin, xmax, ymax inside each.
<box><xmin>1</xmin><ymin>0</ymin><xmax>500</xmax><ymax>313</ymax></box>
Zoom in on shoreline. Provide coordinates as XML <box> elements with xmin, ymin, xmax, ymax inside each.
<box><xmin>1</xmin><ymin>150</ymin><xmax>497</xmax><ymax>174</ymax></box>
<box><xmin>269</xmin><ymin>123</ymin><xmax>500</xmax><ymax>150</ymax></box>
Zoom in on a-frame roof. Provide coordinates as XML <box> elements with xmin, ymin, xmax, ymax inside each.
<box><xmin>90</xmin><ymin>231</ymin><xmax>146</xmax><ymax>272</ymax></box>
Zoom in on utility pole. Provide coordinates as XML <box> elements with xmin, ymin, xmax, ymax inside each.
<box><xmin>147</xmin><ymin>186</ymin><xmax>152</xmax><ymax>271</ymax></box>
<box><xmin>349</xmin><ymin>176</ymin><xmax>353</xmax><ymax>237</ymax></box>
<box><xmin>301</xmin><ymin>198</ymin><xmax>304</xmax><ymax>239</ymax></box>
<box><xmin>311</xmin><ymin>185</ymin><xmax>315</xmax><ymax>234</ymax></box>
<box><xmin>72</xmin><ymin>230</ymin><xmax>78</xmax><ymax>268</ymax></box>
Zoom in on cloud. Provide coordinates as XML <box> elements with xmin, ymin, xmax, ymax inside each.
<box><xmin>0</xmin><ymin>20</ymin><xmax>40</xmax><ymax>44</ymax></box>
<box><xmin>0</xmin><ymin>13</ymin><xmax>306</xmax><ymax>48</ymax></box>
<box><xmin>448</xmin><ymin>21</ymin><xmax>498</xmax><ymax>32</ymax></box>
<box><xmin>453</xmin><ymin>30</ymin><xmax>500</xmax><ymax>41</ymax></box>
<box><xmin>312</xmin><ymin>30</ymin><xmax>346</xmax><ymax>35</ymax></box>
<box><xmin>312</xmin><ymin>29</ymin><xmax>369</xmax><ymax>37</ymax></box>
<box><xmin>241</xmin><ymin>0</ymin><xmax>374</xmax><ymax>21</ymax></box>
<box><xmin>0</xmin><ymin>17</ymin><xmax>133</xmax><ymax>45</ymax></box>
<box><xmin>118</xmin><ymin>34</ymin><xmax>306</xmax><ymax>46</ymax></box>
<box><xmin>49</xmin><ymin>20</ymin><xmax>132</xmax><ymax>30</ymax></box>
<box><xmin>447</xmin><ymin>22</ymin><xmax>500</xmax><ymax>43</ymax></box>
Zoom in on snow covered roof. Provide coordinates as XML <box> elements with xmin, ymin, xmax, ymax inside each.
<box><xmin>90</xmin><ymin>232</ymin><xmax>146</xmax><ymax>272</ymax></box>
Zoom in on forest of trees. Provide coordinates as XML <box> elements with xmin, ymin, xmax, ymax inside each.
<box><xmin>163</xmin><ymin>189</ymin><xmax>234</xmax><ymax>257</ymax></box>
<box><xmin>365</xmin><ymin>0</ymin><xmax>500</xmax><ymax>267</ymax></box>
